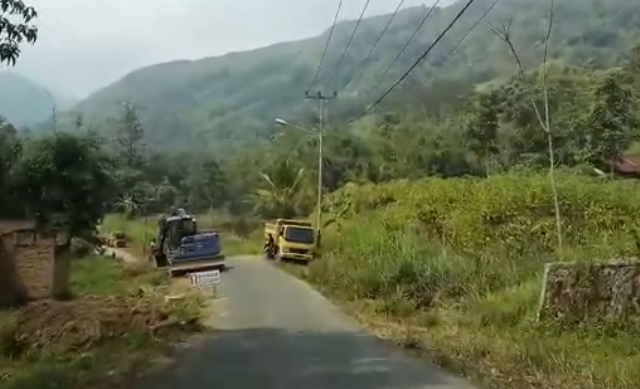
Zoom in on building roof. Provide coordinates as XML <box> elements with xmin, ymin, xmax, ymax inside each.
<box><xmin>611</xmin><ymin>156</ymin><xmax>640</xmax><ymax>175</ymax></box>
<box><xmin>0</xmin><ymin>220</ymin><xmax>35</xmax><ymax>234</ymax></box>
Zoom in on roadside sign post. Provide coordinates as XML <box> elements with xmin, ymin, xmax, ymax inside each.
<box><xmin>189</xmin><ymin>269</ymin><xmax>221</xmax><ymax>296</ymax></box>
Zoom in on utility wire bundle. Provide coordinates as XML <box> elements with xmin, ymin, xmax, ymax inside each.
<box><xmin>307</xmin><ymin>0</ymin><xmax>500</xmax><ymax>122</ymax></box>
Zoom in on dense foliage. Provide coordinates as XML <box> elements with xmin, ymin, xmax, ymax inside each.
<box><xmin>60</xmin><ymin>0</ymin><xmax>640</xmax><ymax>154</ymax></box>
<box><xmin>4</xmin><ymin>53</ymin><xmax>639</xmax><ymax>231</ymax></box>
<box><xmin>0</xmin><ymin>72</ymin><xmax>59</xmax><ymax>128</ymax></box>
<box><xmin>0</xmin><ymin>0</ymin><xmax>37</xmax><ymax>66</ymax></box>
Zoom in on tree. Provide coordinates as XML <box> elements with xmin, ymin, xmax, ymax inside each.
<box><xmin>74</xmin><ymin>112</ymin><xmax>84</xmax><ymax>131</ymax></box>
<box><xmin>113</xmin><ymin>193</ymin><xmax>140</xmax><ymax>220</ymax></box>
<box><xmin>464</xmin><ymin>90</ymin><xmax>500</xmax><ymax>175</ymax></box>
<box><xmin>490</xmin><ymin>1</ymin><xmax>564</xmax><ymax>259</ymax></box>
<box><xmin>186</xmin><ymin>158</ymin><xmax>228</xmax><ymax>212</ymax></box>
<box><xmin>628</xmin><ymin>42</ymin><xmax>640</xmax><ymax>91</ymax></box>
<box><xmin>252</xmin><ymin>159</ymin><xmax>307</xmax><ymax>219</ymax></box>
<box><xmin>115</xmin><ymin>102</ymin><xmax>146</xmax><ymax>168</ymax></box>
<box><xmin>586</xmin><ymin>68</ymin><xmax>639</xmax><ymax>172</ymax></box>
<box><xmin>0</xmin><ymin>116</ymin><xmax>22</xmax><ymax>217</ymax></box>
<box><xmin>0</xmin><ymin>0</ymin><xmax>38</xmax><ymax>65</ymax></box>
<box><xmin>16</xmin><ymin>133</ymin><xmax>115</xmax><ymax>237</ymax></box>
<box><xmin>629</xmin><ymin>42</ymin><xmax>640</xmax><ymax>74</ymax></box>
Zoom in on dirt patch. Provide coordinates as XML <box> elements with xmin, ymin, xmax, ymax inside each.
<box><xmin>2</xmin><ymin>296</ymin><xmax>193</xmax><ymax>356</ymax></box>
<box><xmin>106</xmin><ymin>247</ymin><xmax>144</xmax><ymax>265</ymax></box>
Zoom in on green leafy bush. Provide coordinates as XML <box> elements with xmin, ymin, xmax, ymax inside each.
<box><xmin>325</xmin><ymin>169</ymin><xmax>640</xmax><ymax>258</ymax></box>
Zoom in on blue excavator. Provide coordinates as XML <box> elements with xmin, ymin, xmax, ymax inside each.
<box><xmin>150</xmin><ymin>208</ymin><xmax>225</xmax><ymax>276</ymax></box>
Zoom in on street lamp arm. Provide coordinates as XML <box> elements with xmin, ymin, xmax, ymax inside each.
<box><xmin>274</xmin><ymin>117</ymin><xmax>316</xmax><ymax>134</ymax></box>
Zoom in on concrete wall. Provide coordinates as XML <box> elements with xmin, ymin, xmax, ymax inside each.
<box><xmin>538</xmin><ymin>260</ymin><xmax>640</xmax><ymax>322</ymax></box>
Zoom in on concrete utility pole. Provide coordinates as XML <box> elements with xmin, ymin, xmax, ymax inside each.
<box><xmin>304</xmin><ymin>90</ymin><xmax>337</xmax><ymax>232</ymax></box>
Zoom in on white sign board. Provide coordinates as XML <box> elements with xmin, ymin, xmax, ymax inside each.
<box><xmin>189</xmin><ymin>269</ymin><xmax>221</xmax><ymax>288</ymax></box>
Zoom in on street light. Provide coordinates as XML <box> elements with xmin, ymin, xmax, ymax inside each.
<box><xmin>274</xmin><ymin>117</ymin><xmax>323</xmax><ymax>234</ymax></box>
<box><xmin>274</xmin><ymin>117</ymin><xmax>288</xmax><ymax>127</ymax></box>
<box><xmin>274</xmin><ymin>118</ymin><xmax>314</xmax><ymax>134</ymax></box>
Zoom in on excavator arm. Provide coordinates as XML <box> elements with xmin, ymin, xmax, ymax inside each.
<box><xmin>152</xmin><ymin>217</ymin><xmax>170</xmax><ymax>267</ymax></box>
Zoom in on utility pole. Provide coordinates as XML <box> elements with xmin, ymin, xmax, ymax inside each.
<box><xmin>304</xmin><ymin>90</ymin><xmax>337</xmax><ymax>233</ymax></box>
<box><xmin>45</xmin><ymin>89</ymin><xmax>58</xmax><ymax>134</ymax></box>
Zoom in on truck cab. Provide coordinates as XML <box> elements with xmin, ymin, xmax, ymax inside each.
<box><xmin>264</xmin><ymin>219</ymin><xmax>318</xmax><ymax>262</ymax></box>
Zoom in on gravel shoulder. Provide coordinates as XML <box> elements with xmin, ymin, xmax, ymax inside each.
<box><xmin>103</xmin><ymin>247</ymin><xmax>143</xmax><ymax>264</ymax></box>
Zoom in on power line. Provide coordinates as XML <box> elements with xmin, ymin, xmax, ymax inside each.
<box><xmin>323</xmin><ymin>0</ymin><xmax>372</xmax><ymax>88</ymax></box>
<box><xmin>374</xmin><ymin>0</ymin><xmax>442</xmax><ymax>88</ymax></box>
<box><xmin>309</xmin><ymin>0</ymin><xmax>344</xmax><ymax>89</ymax></box>
<box><xmin>427</xmin><ymin>0</ymin><xmax>503</xmax><ymax>74</ymax></box>
<box><xmin>343</xmin><ymin>0</ymin><xmax>407</xmax><ymax>88</ymax></box>
<box><xmin>354</xmin><ymin>0</ymin><xmax>480</xmax><ymax>120</ymax></box>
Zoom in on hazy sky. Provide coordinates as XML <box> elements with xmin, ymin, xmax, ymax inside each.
<box><xmin>7</xmin><ymin>0</ymin><xmax>447</xmax><ymax>98</ymax></box>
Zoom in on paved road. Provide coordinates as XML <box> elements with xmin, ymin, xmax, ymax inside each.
<box><xmin>135</xmin><ymin>256</ymin><xmax>476</xmax><ymax>389</ymax></box>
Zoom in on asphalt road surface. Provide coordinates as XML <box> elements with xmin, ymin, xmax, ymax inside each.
<box><xmin>135</xmin><ymin>256</ymin><xmax>476</xmax><ymax>389</ymax></box>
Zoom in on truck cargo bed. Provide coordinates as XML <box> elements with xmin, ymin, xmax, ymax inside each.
<box><xmin>168</xmin><ymin>254</ymin><xmax>225</xmax><ymax>274</ymax></box>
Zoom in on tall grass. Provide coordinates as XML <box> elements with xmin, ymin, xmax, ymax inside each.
<box><xmin>301</xmin><ymin>170</ymin><xmax>640</xmax><ymax>388</ymax></box>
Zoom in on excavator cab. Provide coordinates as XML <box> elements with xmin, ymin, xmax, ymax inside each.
<box><xmin>152</xmin><ymin>210</ymin><xmax>197</xmax><ymax>267</ymax></box>
<box><xmin>164</xmin><ymin>217</ymin><xmax>196</xmax><ymax>249</ymax></box>
<box><xmin>150</xmin><ymin>209</ymin><xmax>224</xmax><ymax>274</ymax></box>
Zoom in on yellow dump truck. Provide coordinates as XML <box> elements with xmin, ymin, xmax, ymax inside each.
<box><xmin>263</xmin><ymin>219</ymin><xmax>318</xmax><ymax>262</ymax></box>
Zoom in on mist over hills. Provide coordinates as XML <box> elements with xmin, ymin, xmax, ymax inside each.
<box><xmin>63</xmin><ymin>0</ymin><xmax>640</xmax><ymax>153</ymax></box>
<box><xmin>0</xmin><ymin>71</ymin><xmax>78</xmax><ymax>128</ymax></box>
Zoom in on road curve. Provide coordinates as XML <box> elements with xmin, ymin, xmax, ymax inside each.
<box><xmin>134</xmin><ymin>256</ymin><xmax>477</xmax><ymax>389</ymax></box>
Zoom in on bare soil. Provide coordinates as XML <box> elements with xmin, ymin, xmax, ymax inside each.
<box><xmin>2</xmin><ymin>295</ymin><xmax>185</xmax><ymax>356</ymax></box>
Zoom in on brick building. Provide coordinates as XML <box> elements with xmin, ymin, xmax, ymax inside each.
<box><xmin>0</xmin><ymin>220</ymin><xmax>69</xmax><ymax>307</ymax></box>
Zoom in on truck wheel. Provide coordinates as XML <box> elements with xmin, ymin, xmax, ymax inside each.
<box><xmin>265</xmin><ymin>244</ymin><xmax>275</xmax><ymax>260</ymax></box>
<box><xmin>263</xmin><ymin>245</ymin><xmax>272</xmax><ymax>260</ymax></box>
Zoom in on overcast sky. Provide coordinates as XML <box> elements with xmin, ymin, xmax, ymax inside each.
<box><xmin>10</xmin><ymin>0</ymin><xmax>446</xmax><ymax>98</ymax></box>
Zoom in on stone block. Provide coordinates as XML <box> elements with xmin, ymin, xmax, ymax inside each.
<box><xmin>538</xmin><ymin>260</ymin><xmax>640</xmax><ymax>322</ymax></box>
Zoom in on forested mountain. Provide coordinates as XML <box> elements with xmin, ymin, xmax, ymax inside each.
<box><xmin>0</xmin><ymin>72</ymin><xmax>56</xmax><ymax>128</ymax></box>
<box><xmin>68</xmin><ymin>0</ymin><xmax>640</xmax><ymax>153</ymax></box>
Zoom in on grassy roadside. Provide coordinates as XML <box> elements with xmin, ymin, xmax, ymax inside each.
<box><xmin>102</xmin><ymin>213</ymin><xmax>262</xmax><ymax>257</ymax></box>
<box><xmin>293</xmin><ymin>225</ymin><xmax>640</xmax><ymax>389</ymax></box>
<box><xmin>0</xmin><ymin>254</ymin><xmax>206</xmax><ymax>389</ymax></box>
<box><xmin>284</xmin><ymin>171</ymin><xmax>640</xmax><ymax>389</ymax></box>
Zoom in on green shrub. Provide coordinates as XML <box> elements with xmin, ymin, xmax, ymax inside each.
<box><xmin>325</xmin><ymin>169</ymin><xmax>640</xmax><ymax>258</ymax></box>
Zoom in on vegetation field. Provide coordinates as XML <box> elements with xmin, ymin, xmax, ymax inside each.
<box><xmin>293</xmin><ymin>170</ymin><xmax>640</xmax><ymax>389</ymax></box>
<box><xmin>0</xmin><ymin>254</ymin><xmax>204</xmax><ymax>389</ymax></box>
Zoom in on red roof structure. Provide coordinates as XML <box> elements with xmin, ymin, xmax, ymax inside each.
<box><xmin>607</xmin><ymin>156</ymin><xmax>640</xmax><ymax>177</ymax></box>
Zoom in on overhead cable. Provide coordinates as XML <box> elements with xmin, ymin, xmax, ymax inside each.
<box><xmin>355</xmin><ymin>0</ymin><xmax>481</xmax><ymax>120</ymax></box>
<box><xmin>343</xmin><ymin>0</ymin><xmax>407</xmax><ymax>88</ymax></box>
<box><xmin>374</xmin><ymin>0</ymin><xmax>442</xmax><ymax>88</ymax></box>
<box><xmin>323</xmin><ymin>0</ymin><xmax>372</xmax><ymax>88</ymax></box>
<box><xmin>308</xmin><ymin>0</ymin><xmax>344</xmax><ymax>89</ymax></box>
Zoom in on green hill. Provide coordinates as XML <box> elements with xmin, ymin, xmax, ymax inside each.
<box><xmin>68</xmin><ymin>0</ymin><xmax>640</xmax><ymax>153</ymax></box>
<box><xmin>0</xmin><ymin>72</ymin><xmax>56</xmax><ymax>128</ymax></box>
